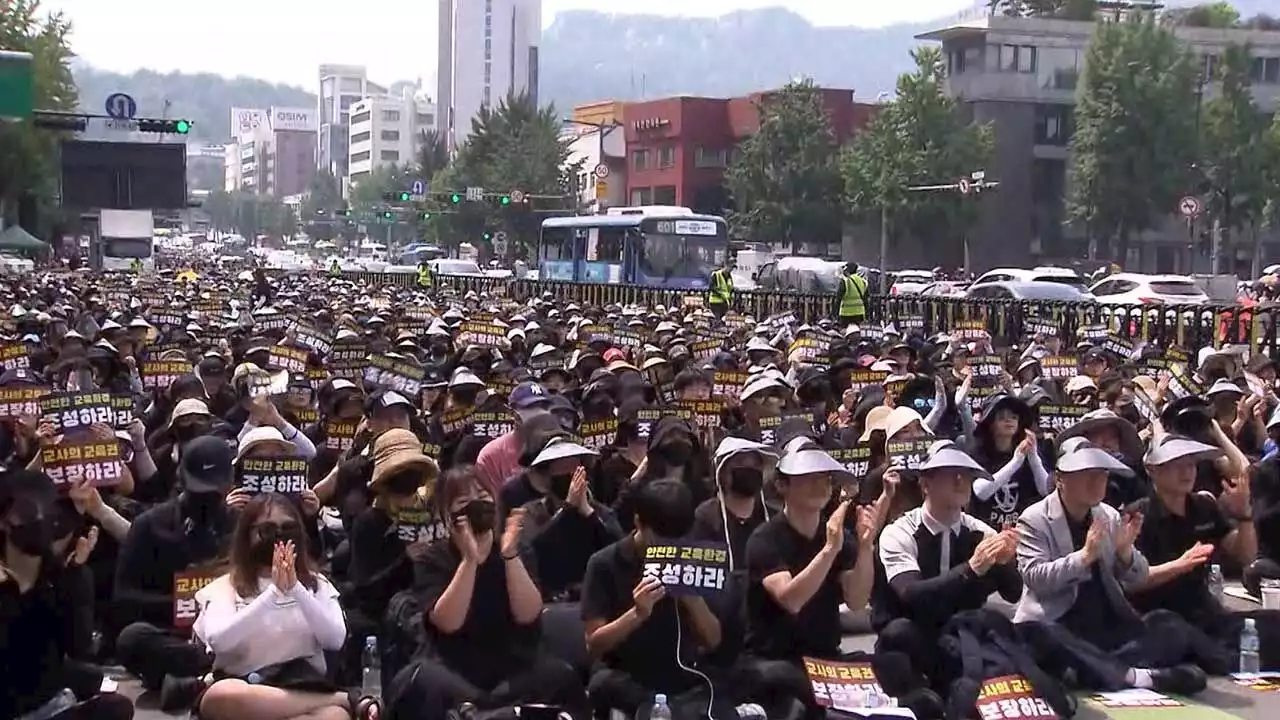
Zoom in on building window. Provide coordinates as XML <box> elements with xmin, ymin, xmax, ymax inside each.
<box><xmin>994</xmin><ymin>44</ymin><xmax>1036</xmax><ymax>74</ymax></box>
<box><xmin>948</xmin><ymin>47</ymin><xmax>968</xmax><ymax>75</ymax></box>
<box><xmin>630</xmin><ymin>187</ymin><xmax>652</xmax><ymax>205</ymax></box>
<box><xmin>653</xmin><ymin>186</ymin><xmax>677</xmax><ymax>205</ymax></box>
<box><xmin>1251</xmin><ymin>56</ymin><xmax>1280</xmax><ymax>84</ymax></box>
<box><xmin>351</xmin><ymin>151</ymin><xmax>371</xmax><ymax>163</ymax></box>
<box><xmin>658</xmin><ymin>146</ymin><xmax>676</xmax><ymax>169</ymax></box>
<box><xmin>381</xmin><ymin>110</ymin><xmax>401</xmax><ymax>123</ymax></box>
<box><xmin>694</xmin><ymin>146</ymin><xmax>728</xmax><ymax>168</ymax></box>
<box><xmin>380</xmin><ymin>150</ymin><xmax>399</xmax><ymax>162</ymax></box>
<box><xmin>350</xmin><ymin>170</ymin><xmax>369</xmax><ymax>183</ymax></box>
<box><xmin>416</xmin><ymin>113</ymin><xmax>434</xmax><ymax>125</ymax></box>
<box><xmin>633</xmin><ymin>149</ymin><xmax>650</xmax><ymax>171</ymax></box>
<box><xmin>1201</xmin><ymin>54</ymin><xmax>1220</xmax><ymax>81</ymax></box>
<box><xmin>339</xmin><ymin>95</ymin><xmax>357</xmax><ymax>110</ymax></box>
<box><xmin>1034</xmin><ymin>104</ymin><xmax>1072</xmax><ymax>146</ymax></box>
<box><xmin>350</xmin><ymin>111</ymin><xmax>371</xmax><ymax>125</ymax></box>
<box><xmin>350</xmin><ymin>131</ymin><xmax>371</xmax><ymax>144</ymax></box>
<box><xmin>380</xmin><ymin>130</ymin><xmax>401</xmax><ymax>142</ymax></box>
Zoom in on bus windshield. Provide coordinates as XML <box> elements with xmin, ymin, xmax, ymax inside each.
<box><xmin>637</xmin><ymin>233</ymin><xmax>724</xmax><ymax>279</ymax></box>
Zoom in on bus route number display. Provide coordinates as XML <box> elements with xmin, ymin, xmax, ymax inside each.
<box><xmin>651</xmin><ymin>219</ymin><xmax>718</xmax><ymax>236</ymax></box>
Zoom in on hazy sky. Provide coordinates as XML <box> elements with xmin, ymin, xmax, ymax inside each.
<box><xmin>41</xmin><ymin>0</ymin><xmax>975</xmax><ymax>88</ymax></box>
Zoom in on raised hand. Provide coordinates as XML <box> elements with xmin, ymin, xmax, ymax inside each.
<box><xmin>1177</xmin><ymin>541</ymin><xmax>1215</xmax><ymax>570</ymax></box>
<box><xmin>1083</xmin><ymin>515</ymin><xmax>1107</xmax><ymax>565</ymax></box>
<box><xmin>826</xmin><ymin>500</ymin><xmax>851</xmax><ymax>554</ymax></box>
<box><xmin>632</xmin><ymin>577</ymin><xmax>666</xmax><ymax>620</ymax></box>
<box><xmin>453</xmin><ymin>516</ymin><xmax>481</xmax><ymax>563</ymax></box>
<box><xmin>500</xmin><ymin>508</ymin><xmax>525</xmax><ymax>558</ymax></box>
<box><xmin>67</xmin><ymin>527</ymin><xmax>99</xmax><ymax>567</ymax></box>
<box><xmin>567</xmin><ymin>466</ymin><xmax>591</xmax><ymax>514</ymax></box>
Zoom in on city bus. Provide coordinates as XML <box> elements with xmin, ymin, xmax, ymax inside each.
<box><xmin>538</xmin><ymin>208</ymin><xmax>729</xmax><ymax>289</ymax></box>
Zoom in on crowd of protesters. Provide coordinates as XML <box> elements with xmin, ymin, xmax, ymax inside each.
<box><xmin>2</xmin><ymin>264</ymin><xmax>1280</xmax><ymax>720</ymax></box>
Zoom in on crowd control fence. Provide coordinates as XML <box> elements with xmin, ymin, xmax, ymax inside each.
<box><xmin>293</xmin><ymin>270</ymin><xmax>1279</xmax><ymax>356</ymax></box>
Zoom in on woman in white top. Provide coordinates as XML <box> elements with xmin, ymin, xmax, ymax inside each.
<box><xmin>194</xmin><ymin>493</ymin><xmax>359</xmax><ymax>720</ymax></box>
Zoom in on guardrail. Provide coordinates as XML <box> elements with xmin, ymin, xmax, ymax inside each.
<box><xmin>276</xmin><ymin>269</ymin><xmax>1276</xmax><ymax>355</ymax></box>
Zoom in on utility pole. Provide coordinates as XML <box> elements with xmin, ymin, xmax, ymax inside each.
<box><xmin>906</xmin><ymin>170</ymin><xmax>999</xmax><ymax>278</ymax></box>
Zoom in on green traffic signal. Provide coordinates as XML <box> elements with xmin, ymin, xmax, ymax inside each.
<box><xmin>499</xmin><ymin>195</ymin><xmax>511</xmax><ymax>206</ymax></box>
<box><xmin>397</xmin><ymin>191</ymin><xmax>411</xmax><ymax>202</ymax></box>
<box><xmin>382</xmin><ymin>211</ymin><xmax>394</xmax><ymax>219</ymax></box>
<box><xmin>421</xmin><ymin>212</ymin><xmax>432</xmax><ymax>221</ymax></box>
<box><xmin>174</xmin><ymin>119</ymin><xmax>191</xmax><ymax>134</ymax></box>
<box><xmin>482</xmin><ymin>232</ymin><xmax>492</xmax><ymax>240</ymax></box>
<box><xmin>450</xmin><ymin>193</ymin><xmax>461</xmax><ymax>204</ymax></box>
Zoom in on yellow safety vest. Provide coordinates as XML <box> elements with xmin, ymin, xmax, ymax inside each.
<box><xmin>839</xmin><ymin>273</ymin><xmax>868</xmax><ymax>318</ymax></box>
<box><xmin>329</xmin><ymin>262</ymin><xmax>341</xmax><ymax>277</ymax></box>
<box><xmin>130</xmin><ymin>258</ymin><xmax>142</xmax><ymax>273</ymax></box>
<box><xmin>709</xmin><ymin>269</ymin><xmax>732</xmax><ymax>306</ymax></box>
<box><xmin>417</xmin><ymin>265</ymin><xmax>434</xmax><ymax>289</ymax></box>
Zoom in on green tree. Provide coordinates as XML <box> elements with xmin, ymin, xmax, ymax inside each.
<box><xmin>0</xmin><ymin>0</ymin><xmax>76</xmax><ymax>227</ymax></box>
<box><xmin>1259</xmin><ymin>115</ymin><xmax>1280</xmax><ymax>254</ymax></box>
<box><xmin>414</xmin><ymin>129</ymin><xmax>450</xmax><ymax>185</ymax></box>
<box><xmin>989</xmin><ymin>0</ymin><xmax>1097</xmax><ymax>20</ymax></box>
<box><xmin>725</xmin><ymin>79</ymin><xmax>845</xmax><ymax>252</ymax></box>
<box><xmin>842</xmin><ymin>47</ymin><xmax>993</xmax><ymax>270</ymax></box>
<box><xmin>438</xmin><ymin>93</ymin><xmax>578</xmax><ymax>259</ymax></box>
<box><xmin>1068</xmin><ymin>14</ymin><xmax>1198</xmax><ymax>263</ymax></box>
<box><xmin>1166</xmin><ymin>2</ymin><xmax>1240</xmax><ymax>28</ymax></box>
<box><xmin>1199</xmin><ymin>43</ymin><xmax>1269</xmax><ymax>272</ymax></box>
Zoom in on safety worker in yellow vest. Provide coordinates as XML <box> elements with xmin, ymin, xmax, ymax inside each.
<box><xmin>708</xmin><ymin>257</ymin><xmax>735</xmax><ymax>318</ymax></box>
<box><xmin>129</xmin><ymin>257</ymin><xmax>143</xmax><ymax>274</ymax></box>
<box><xmin>417</xmin><ymin>260</ymin><xmax>435</xmax><ymax>290</ymax></box>
<box><xmin>329</xmin><ymin>259</ymin><xmax>342</xmax><ymax>277</ymax></box>
<box><xmin>837</xmin><ymin>262</ymin><xmax>869</xmax><ymax>324</ymax></box>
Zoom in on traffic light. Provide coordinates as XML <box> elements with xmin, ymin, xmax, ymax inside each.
<box><xmin>482</xmin><ymin>231</ymin><xmax>492</xmax><ymax>241</ymax></box>
<box><xmin>397</xmin><ymin>191</ymin><xmax>411</xmax><ymax>202</ymax></box>
<box><xmin>335</xmin><ymin>208</ymin><xmax>351</xmax><ymax>217</ymax></box>
<box><xmin>314</xmin><ymin>208</ymin><xmax>327</xmax><ymax>216</ymax></box>
<box><xmin>382</xmin><ymin>192</ymin><xmax>412</xmax><ymax>203</ymax></box>
<box><xmin>449</xmin><ymin>193</ymin><xmax>461</xmax><ymax>204</ymax></box>
<box><xmin>498</xmin><ymin>194</ymin><xmax>511</xmax><ymax>206</ymax></box>
<box><xmin>31</xmin><ymin>113</ymin><xmax>86</xmax><ymax>132</ymax></box>
<box><xmin>382</xmin><ymin>210</ymin><xmax>394</xmax><ymax>219</ymax></box>
<box><xmin>420</xmin><ymin>212</ymin><xmax>432</xmax><ymax>221</ymax></box>
<box><xmin>136</xmin><ymin>118</ymin><xmax>192</xmax><ymax>134</ymax></box>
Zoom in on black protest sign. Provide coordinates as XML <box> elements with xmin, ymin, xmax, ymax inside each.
<box><xmin>329</xmin><ymin>342</ymin><xmax>368</xmax><ymax>381</ymax></box>
<box><xmin>269</xmin><ymin>345</ymin><xmax>308</xmax><ymax>374</ymax></box>
<box><xmin>323</xmin><ymin>420</ymin><xmax>358</xmax><ymax>453</ymax></box>
<box><xmin>848</xmin><ymin>370</ymin><xmax>889</xmax><ymax>395</ymax></box>
<box><xmin>439</xmin><ymin>406</ymin><xmax>478</xmax><ymax>436</ymax></box>
<box><xmin>471</xmin><ymin>410</ymin><xmax>516</xmax><ymax>442</ymax></box>
<box><xmin>39</xmin><ymin>391</ymin><xmax>114</xmax><ymax>435</ymax></box>
<box><xmin>393</xmin><ymin>507</ymin><xmax>448</xmax><ymax>544</ymax></box>
<box><xmin>364</xmin><ymin>354</ymin><xmax>426</xmax><ymax>396</ymax></box>
<box><xmin>290</xmin><ymin>323</ymin><xmax>333</xmax><ymax>356</ymax></box>
<box><xmin>828</xmin><ymin>445</ymin><xmax>874</xmax><ymax>478</ymax></box>
<box><xmin>456</xmin><ymin>322</ymin><xmax>506</xmax><ymax>348</ymax></box>
<box><xmin>173</xmin><ymin>570</ymin><xmax>220</xmax><ymax>630</ymax></box>
<box><xmin>641</xmin><ymin>541</ymin><xmax>730</xmax><ymax>597</ymax></box>
<box><xmin>579</xmin><ymin>418</ymin><xmax>618</xmax><ymax>450</ymax></box>
<box><xmin>887</xmin><ymin>439</ymin><xmax>934</xmax><ymax>471</ymax></box>
<box><xmin>236</xmin><ymin>457</ymin><xmax>309</xmax><ymax>495</ymax></box>
<box><xmin>678</xmin><ymin>399</ymin><xmax>721</xmax><ymax>430</ymax></box>
<box><xmin>1037</xmin><ymin>404</ymin><xmax>1089</xmax><ymax>433</ymax></box>
<box><xmin>1100</xmin><ymin>334</ymin><xmax>1135</xmax><ymax>360</ymax></box>
<box><xmin>0</xmin><ymin>343</ymin><xmax>29</xmax><ymax>371</ymax></box>
<box><xmin>1079</xmin><ymin>324</ymin><xmax>1110</xmax><ymax>342</ymax></box>
<box><xmin>41</xmin><ymin>439</ymin><xmax>124</xmax><ymax>488</ymax></box>
<box><xmin>0</xmin><ymin>386</ymin><xmax>49</xmax><ymax>419</ymax></box>
<box><xmin>256</xmin><ymin>314</ymin><xmax>290</xmax><ymax>332</ymax></box>
<box><xmin>1039</xmin><ymin>356</ymin><xmax>1078</xmax><ymax>380</ymax></box>
<box><xmin>141</xmin><ymin>360</ymin><xmax>193</xmax><ymax>390</ymax></box>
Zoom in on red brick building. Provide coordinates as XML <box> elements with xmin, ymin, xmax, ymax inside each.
<box><xmin>621</xmin><ymin>88</ymin><xmax>879</xmax><ymax>215</ymax></box>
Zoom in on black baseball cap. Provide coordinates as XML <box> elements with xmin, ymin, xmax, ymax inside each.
<box><xmin>179</xmin><ymin>436</ymin><xmax>236</xmax><ymax>493</ymax></box>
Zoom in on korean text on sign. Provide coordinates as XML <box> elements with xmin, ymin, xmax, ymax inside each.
<box><xmin>324</xmin><ymin>421</ymin><xmax>358</xmax><ymax>453</ymax></box>
<box><xmin>975</xmin><ymin>674</ymin><xmax>1057</xmax><ymax>720</ymax></box>
<box><xmin>0</xmin><ymin>343</ymin><xmax>30</xmax><ymax>371</ymax></box>
<box><xmin>364</xmin><ymin>354</ymin><xmax>426</xmax><ymax>396</ymax></box>
<box><xmin>1037</xmin><ymin>404</ymin><xmax>1088</xmax><ymax>433</ymax></box>
<box><xmin>641</xmin><ymin>542</ymin><xmax>729</xmax><ymax>597</ymax></box>
<box><xmin>1039</xmin><ymin>356</ymin><xmax>1078</xmax><ymax>381</ymax></box>
<box><xmin>394</xmin><ymin>508</ymin><xmax>447</xmax><ymax>544</ymax></box>
<box><xmin>887</xmin><ymin>439</ymin><xmax>934</xmax><ymax>471</ymax></box>
<box><xmin>269</xmin><ymin>346</ymin><xmax>309</xmax><ymax>374</ymax></box>
<box><xmin>142</xmin><ymin>360</ymin><xmax>193</xmax><ymax>390</ymax></box>
<box><xmin>41</xmin><ymin>440</ymin><xmax>124</xmax><ymax>487</ymax></box>
<box><xmin>329</xmin><ymin>343</ymin><xmax>368</xmax><ymax>381</ymax></box>
<box><xmin>579</xmin><ymin>418</ymin><xmax>618</xmax><ymax>450</ymax></box>
<box><xmin>471</xmin><ymin>411</ymin><xmax>516</xmax><ymax>441</ymax></box>
<box><xmin>0</xmin><ymin>386</ymin><xmax>48</xmax><ymax>419</ymax></box>
<box><xmin>237</xmin><ymin>457</ymin><xmax>309</xmax><ymax>495</ymax></box>
<box><xmin>39</xmin><ymin>391</ymin><xmax>114</xmax><ymax>434</ymax></box>
<box><xmin>802</xmin><ymin>658</ymin><xmax>884</xmax><ymax>711</ymax></box>
<box><xmin>173</xmin><ymin>570</ymin><xmax>220</xmax><ymax>629</ymax></box>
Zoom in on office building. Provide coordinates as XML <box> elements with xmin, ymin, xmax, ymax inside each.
<box><xmin>437</xmin><ymin>0</ymin><xmax>541</xmax><ymax>148</ymax></box>
<box><xmin>222</xmin><ymin>107</ymin><xmax>318</xmax><ymax>198</ymax></box>
<box><xmin>621</xmin><ymin>89</ymin><xmax>878</xmax><ymax>216</ymax></box>
<box><xmin>347</xmin><ymin>91</ymin><xmax>439</xmax><ymax>182</ymax></box>
<box><xmin>318</xmin><ymin>65</ymin><xmax>386</xmax><ymax>177</ymax></box>
<box><xmin>917</xmin><ymin>10</ymin><xmax>1280</xmax><ymax>274</ymax></box>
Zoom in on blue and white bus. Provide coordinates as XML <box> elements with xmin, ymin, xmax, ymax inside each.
<box><xmin>538</xmin><ymin>207</ymin><xmax>729</xmax><ymax>290</ymax></box>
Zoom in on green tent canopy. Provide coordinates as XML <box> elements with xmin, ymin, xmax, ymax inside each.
<box><xmin>0</xmin><ymin>225</ymin><xmax>49</xmax><ymax>255</ymax></box>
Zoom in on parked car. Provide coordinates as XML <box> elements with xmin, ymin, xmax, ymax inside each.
<box><xmin>920</xmin><ymin>281</ymin><xmax>969</xmax><ymax>298</ymax></box>
<box><xmin>889</xmin><ymin>269</ymin><xmax>934</xmax><ymax>295</ymax></box>
<box><xmin>752</xmin><ymin>257</ymin><xmax>846</xmax><ymax>293</ymax></box>
<box><xmin>430</xmin><ymin>259</ymin><xmax>487</xmax><ymax>277</ymax></box>
<box><xmin>965</xmin><ymin>280</ymin><xmax>1092</xmax><ymax>302</ymax></box>
<box><xmin>1088</xmin><ymin>273</ymin><xmax>1209</xmax><ymax>305</ymax></box>
<box><xmin>971</xmin><ymin>266</ymin><xmax>1090</xmax><ymax>294</ymax></box>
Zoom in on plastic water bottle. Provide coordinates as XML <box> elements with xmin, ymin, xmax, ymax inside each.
<box><xmin>1209</xmin><ymin>564</ymin><xmax>1225</xmax><ymax>604</ymax></box>
<box><xmin>647</xmin><ymin>693</ymin><xmax>672</xmax><ymax>720</ymax></box>
<box><xmin>1240</xmin><ymin>618</ymin><xmax>1262</xmax><ymax>674</ymax></box>
<box><xmin>361</xmin><ymin>636</ymin><xmax>381</xmax><ymax>699</ymax></box>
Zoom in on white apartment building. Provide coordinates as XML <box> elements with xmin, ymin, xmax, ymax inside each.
<box><xmin>436</xmin><ymin>0</ymin><xmax>541</xmax><ymax>149</ymax></box>
<box><xmin>317</xmin><ymin>64</ymin><xmax>386</xmax><ymax>177</ymax></box>
<box><xmin>563</xmin><ymin>126</ymin><xmax>625</xmax><ymax>211</ymax></box>
<box><xmin>347</xmin><ymin>92</ymin><xmax>439</xmax><ymax>182</ymax></box>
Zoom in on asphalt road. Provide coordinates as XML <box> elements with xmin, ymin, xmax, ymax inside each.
<box><xmin>113</xmin><ymin>584</ymin><xmax>1279</xmax><ymax>720</ymax></box>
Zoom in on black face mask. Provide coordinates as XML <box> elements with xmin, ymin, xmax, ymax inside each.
<box><xmin>548</xmin><ymin>473</ymin><xmax>573</xmax><ymax>500</ymax></box>
<box><xmin>182</xmin><ymin>489</ymin><xmax>226</xmax><ymax>519</ymax></box>
<box><xmin>1115</xmin><ymin>402</ymin><xmax>1142</xmax><ymax>426</ymax></box>
<box><xmin>452</xmin><ymin>389</ymin><xmax>479</xmax><ymax>406</ymax></box>
<box><xmin>6</xmin><ymin>519</ymin><xmax>52</xmax><ymax>557</ymax></box>
<box><xmin>663</xmin><ymin>442</ymin><xmax>693</xmax><ymax>467</ymax></box>
<box><xmin>728</xmin><ymin>468</ymin><xmax>765</xmax><ymax>497</ymax></box>
<box><xmin>250</xmin><ymin>522</ymin><xmax>303</xmax><ymax>566</ymax></box>
<box><xmin>458</xmin><ymin>499</ymin><xmax>496</xmax><ymax>532</ymax></box>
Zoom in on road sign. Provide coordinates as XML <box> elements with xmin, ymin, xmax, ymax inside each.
<box><xmin>0</xmin><ymin>51</ymin><xmax>33</xmax><ymax>120</ymax></box>
<box><xmin>104</xmin><ymin>92</ymin><xmax>137</xmax><ymax>120</ymax></box>
<box><xmin>105</xmin><ymin>119</ymin><xmax>139</xmax><ymax>132</ymax></box>
<box><xmin>958</xmin><ymin>178</ymin><xmax>972</xmax><ymax>195</ymax></box>
<box><xmin>493</xmin><ymin>231</ymin><xmax>508</xmax><ymax>255</ymax></box>
<box><xmin>465</xmin><ymin>186</ymin><xmax>484</xmax><ymax>202</ymax></box>
<box><xmin>1178</xmin><ymin>195</ymin><xmax>1203</xmax><ymax>218</ymax></box>
<box><xmin>411</xmin><ymin>180</ymin><xmax>425</xmax><ymax>196</ymax></box>
<box><xmin>593</xmin><ymin>163</ymin><xmax>610</xmax><ymax>180</ymax></box>
<box><xmin>510</xmin><ymin>189</ymin><xmax>526</xmax><ymax>204</ymax></box>
<box><xmin>595</xmin><ymin>180</ymin><xmax>608</xmax><ymax>198</ymax></box>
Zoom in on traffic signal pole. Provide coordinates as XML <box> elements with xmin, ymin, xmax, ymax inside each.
<box><xmin>905</xmin><ymin>170</ymin><xmax>999</xmax><ymax>278</ymax></box>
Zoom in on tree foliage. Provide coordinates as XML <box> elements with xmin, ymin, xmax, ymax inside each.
<box><xmin>1068</xmin><ymin>15</ymin><xmax>1198</xmax><ymax>263</ymax></box>
<box><xmin>725</xmin><ymin>79</ymin><xmax>845</xmax><ymax>252</ymax></box>
<box><xmin>1165</xmin><ymin>2</ymin><xmax>1241</xmax><ymax>28</ymax></box>
<box><xmin>0</xmin><ymin>0</ymin><xmax>76</xmax><ymax>223</ymax></box>
<box><xmin>204</xmin><ymin>190</ymin><xmax>295</xmax><ymax>240</ymax></box>
<box><xmin>841</xmin><ymin>47</ymin><xmax>993</xmax><ymax>269</ymax></box>
<box><xmin>1198</xmin><ymin>42</ymin><xmax>1269</xmax><ymax>268</ymax></box>
<box><xmin>433</xmin><ymin>92</ymin><xmax>578</xmax><ymax>259</ymax></box>
<box><xmin>989</xmin><ymin>0</ymin><xmax>1098</xmax><ymax>20</ymax></box>
<box><xmin>414</xmin><ymin>129</ymin><xmax>450</xmax><ymax>185</ymax></box>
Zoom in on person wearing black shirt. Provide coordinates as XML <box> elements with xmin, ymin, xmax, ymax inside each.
<box><xmin>1128</xmin><ymin>434</ymin><xmax>1266</xmax><ymax>671</ymax></box>
<box><xmin>386</xmin><ymin>466</ymin><xmax>583</xmax><ymax>720</ymax></box>
<box><xmin>738</xmin><ymin>446</ymin><xmax>886</xmax><ymax>720</ymax></box>
<box><xmin>1</xmin><ymin>470</ymin><xmax>133</xmax><ymax>720</ymax></box>
<box><xmin>963</xmin><ymin>394</ymin><xmax>1050</xmax><ymax>529</ymax></box>
<box><xmin>1014</xmin><ymin>438</ymin><xmax>1209</xmax><ymax>696</ymax></box>
<box><xmin>872</xmin><ymin>442</ymin><xmax>1022</xmax><ymax>717</ymax></box>
<box><xmin>581</xmin><ymin>479</ymin><xmax>728</xmax><ymax>720</ymax></box>
<box><xmin>517</xmin><ymin>438</ymin><xmax>621</xmax><ymax>601</ymax></box>
<box><xmin>115</xmin><ymin>437</ymin><xmax>233</xmax><ymax>706</ymax></box>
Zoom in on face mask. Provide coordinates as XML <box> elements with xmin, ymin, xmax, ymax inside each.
<box><xmin>1115</xmin><ymin>403</ymin><xmax>1142</xmax><ymax>426</ymax></box>
<box><xmin>663</xmin><ymin>442</ymin><xmax>693</xmax><ymax>467</ymax></box>
<box><xmin>6</xmin><ymin>519</ymin><xmax>52</xmax><ymax>556</ymax></box>
<box><xmin>548</xmin><ymin>473</ymin><xmax>573</xmax><ymax>500</ymax></box>
<box><xmin>251</xmin><ymin>523</ymin><xmax>303</xmax><ymax>566</ymax></box>
<box><xmin>174</xmin><ymin>423</ymin><xmax>210</xmax><ymax>442</ymax></box>
<box><xmin>458</xmin><ymin>499</ymin><xmax>496</xmax><ymax>532</ymax></box>
<box><xmin>728</xmin><ymin>467</ymin><xmax>765</xmax><ymax>497</ymax></box>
